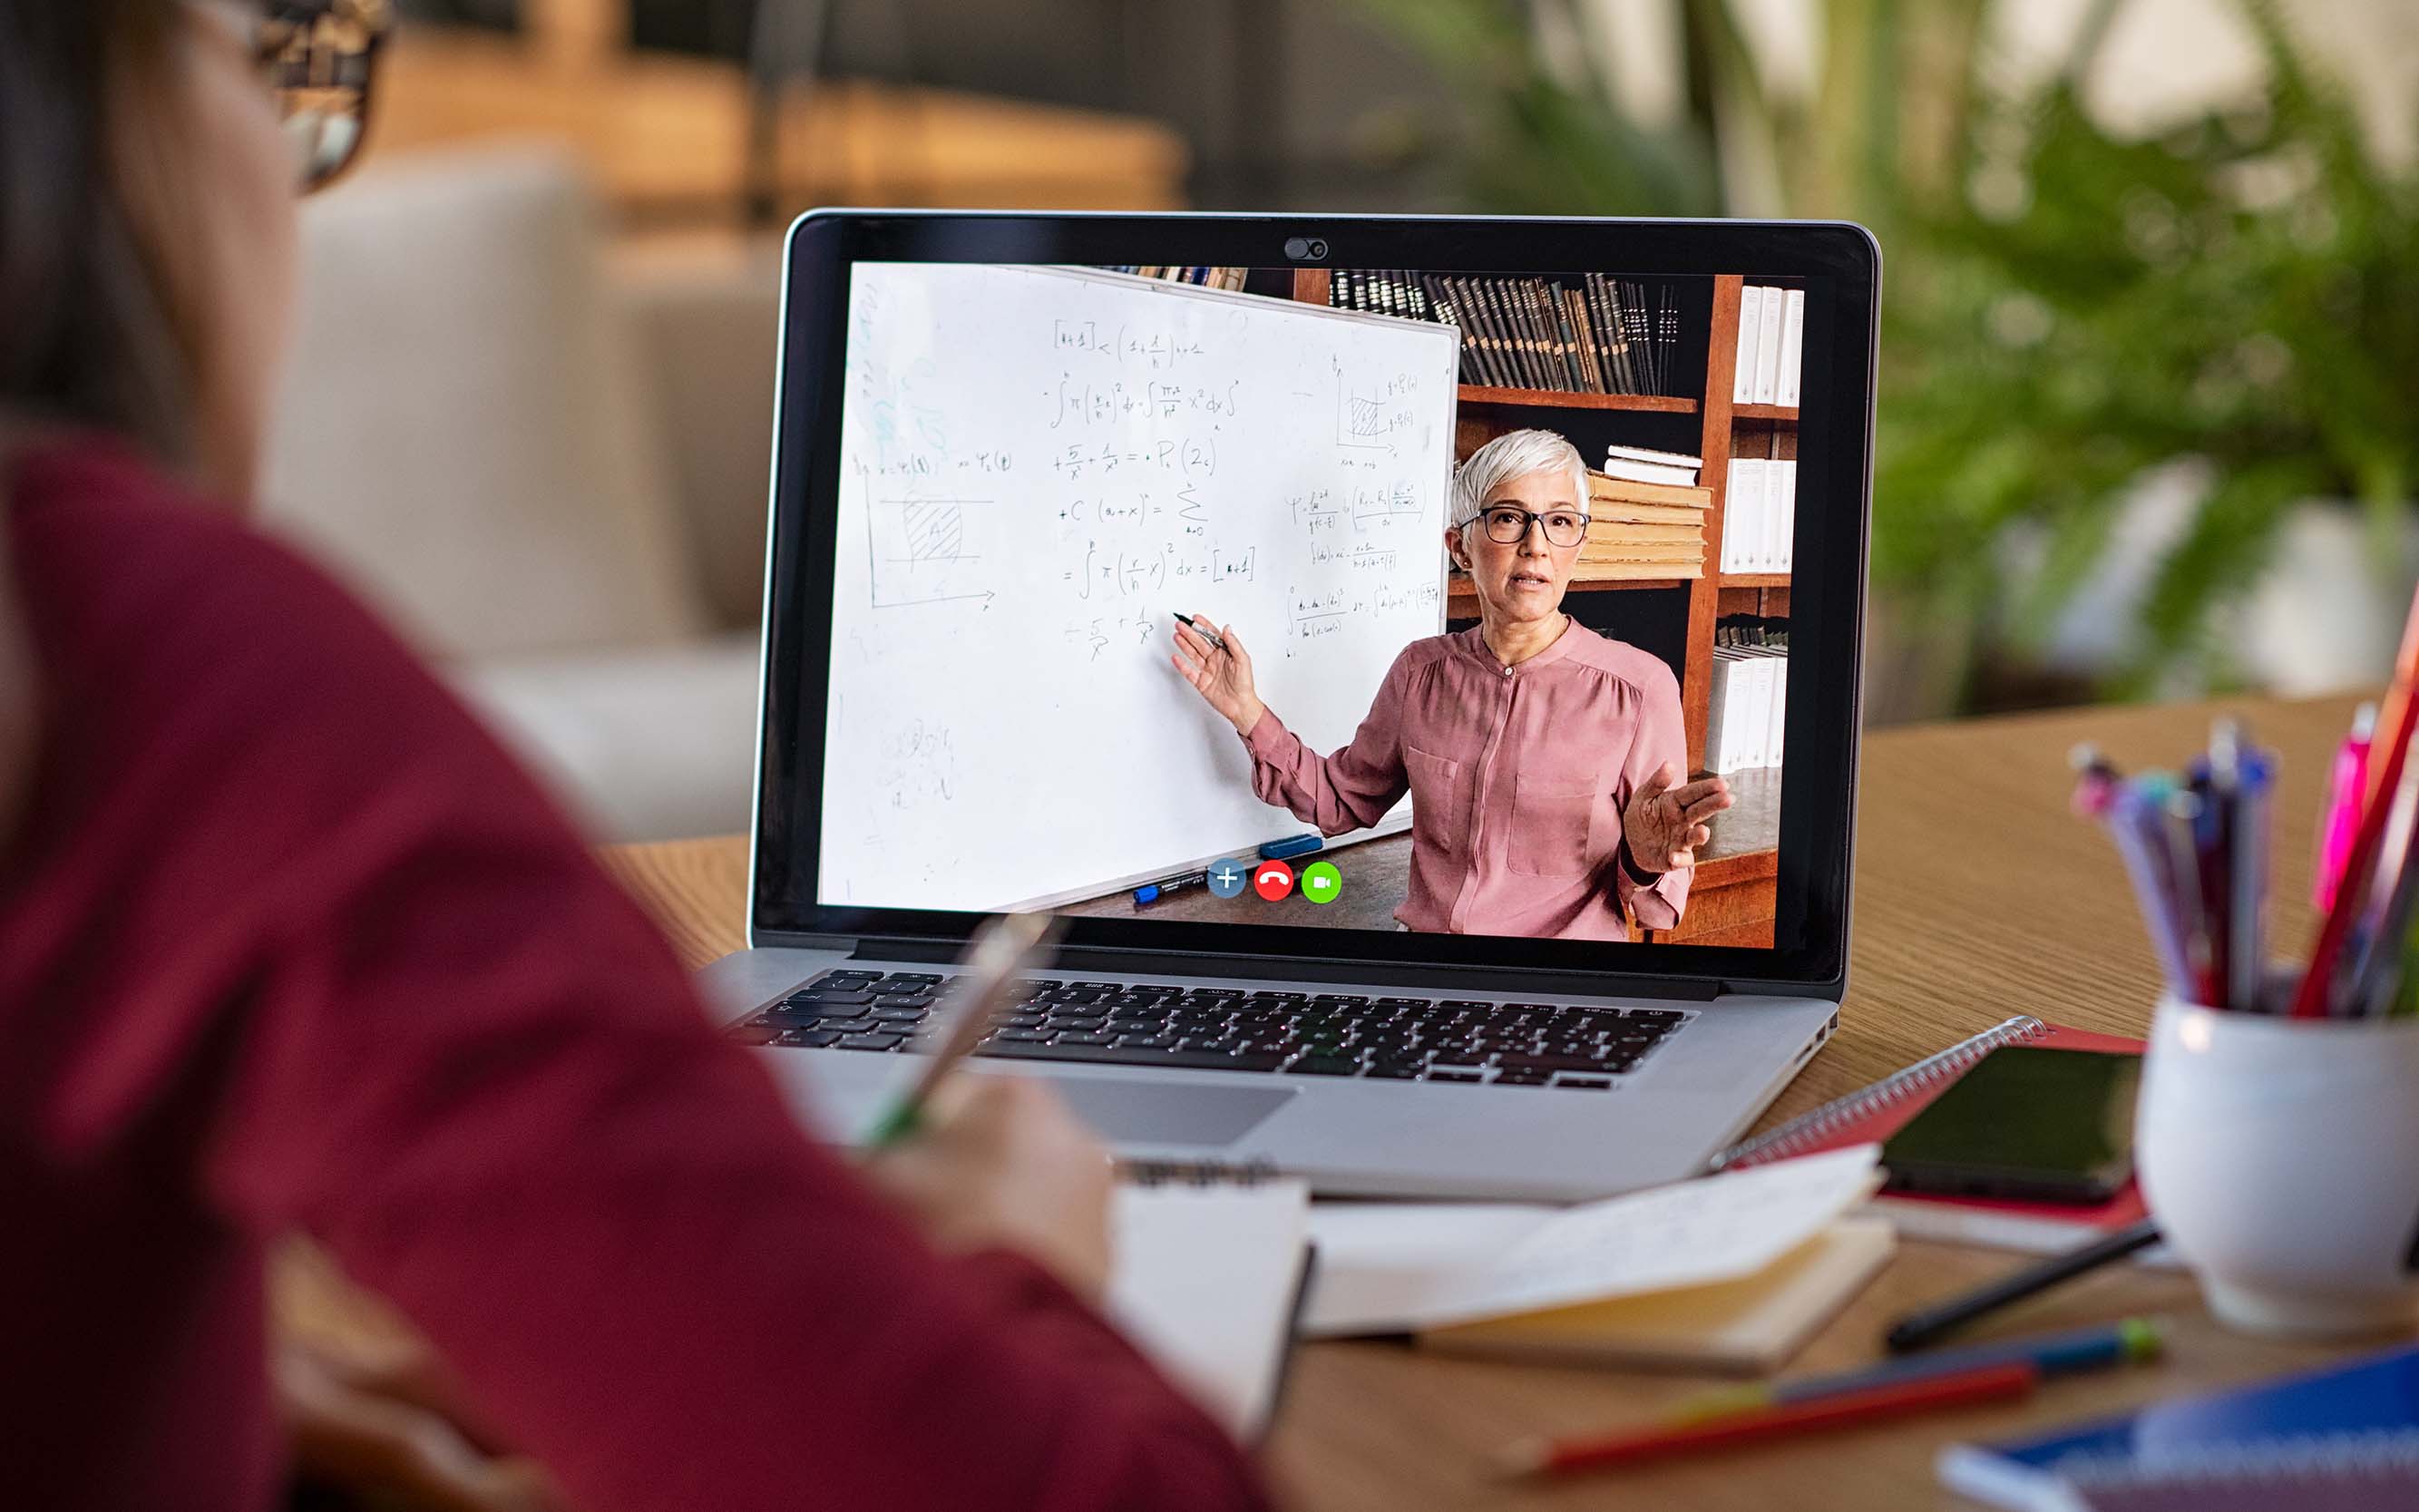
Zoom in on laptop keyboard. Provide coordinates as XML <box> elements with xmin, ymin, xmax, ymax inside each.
<box><xmin>727</xmin><ymin>970</ymin><xmax>1690</xmax><ymax>1088</ymax></box>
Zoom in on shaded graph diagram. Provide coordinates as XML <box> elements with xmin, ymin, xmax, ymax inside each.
<box><xmin>868</xmin><ymin>494</ymin><xmax>997</xmax><ymax>610</ymax></box>
<box><xmin>1333</xmin><ymin>356</ymin><xmax>1426</xmax><ymax>454</ymax></box>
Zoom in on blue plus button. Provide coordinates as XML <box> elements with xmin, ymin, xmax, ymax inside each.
<box><xmin>1207</xmin><ymin>858</ymin><xmax>1251</xmax><ymax>899</ymax></box>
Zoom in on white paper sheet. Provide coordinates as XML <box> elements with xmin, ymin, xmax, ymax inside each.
<box><xmin>1303</xmin><ymin>1145</ymin><xmax>1881</xmax><ymax>1335</ymax></box>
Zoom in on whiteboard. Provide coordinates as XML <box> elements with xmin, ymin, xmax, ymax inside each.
<box><xmin>820</xmin><ymin>264</ymin><xmax>1459</xmax><ymax>912</ymax></box>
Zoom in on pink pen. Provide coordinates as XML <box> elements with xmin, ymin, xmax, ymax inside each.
<box><xmin>2316</xmin><ymin>702</ymin><xmax>2378</xmax><ymax>912</ymax></box>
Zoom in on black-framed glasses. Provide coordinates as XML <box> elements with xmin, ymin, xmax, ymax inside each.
<box><xmin>1467</xmin><ymin>504</ymin><xmax>1592</xmax><ymax>549</ymax></box>
<box><xmin>257</xmin><ymin>0</ymin><xmax>395</xmax><ymax>192</ymax></box>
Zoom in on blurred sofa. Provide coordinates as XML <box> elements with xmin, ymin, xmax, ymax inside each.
<box><xmin>261</xmin><ymin>146</ymin><xmax>781</xmax><ymax>842</ymax></box>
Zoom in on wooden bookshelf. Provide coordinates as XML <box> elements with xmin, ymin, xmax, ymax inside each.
<box><xmin>1458</xmin><ymin>385</ymin><xmax>1698</xmax><ymax>415</ymax></box>
<box><xmin>1295</xmin><ymin>268</ymin><xmax>1790</xmax><ymax>947</ymax></box>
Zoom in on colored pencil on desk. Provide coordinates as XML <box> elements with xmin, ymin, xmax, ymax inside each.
<box><xmin>2299</xmin><ymin>584</ymin><xmax>2419</xmax><ymax>1018</ymax></box>
<box><xmin>1494</xmin><ymin>1364</ymin><xmax>2040</xmax><ymax>1479</ymax></box>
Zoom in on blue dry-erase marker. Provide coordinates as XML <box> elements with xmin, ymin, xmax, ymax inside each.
<box><xmin>1135</xmin><ymin>870</ymin><xmax>1210</xmax><ymax>907</ymax></box>
<box><xmin>1259</xmin><ymin>834</ymin><xmax>1323</xmax><ymax>863</ymax></box>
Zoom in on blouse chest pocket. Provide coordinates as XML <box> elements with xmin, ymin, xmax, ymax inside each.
<box><xmin>1402</xmin><ymin>745</ymin><xmax>1463</xmax><ymax>859</ymax></box>
<box><xmin>1507</xmin><ymin>767</ymin><xmax>1605</xmax><ymax>878</ymax></box>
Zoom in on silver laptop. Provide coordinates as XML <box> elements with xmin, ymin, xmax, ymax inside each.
<box><xmin>697</xmin><ymin>212</ymin><xmax>1878</xmax><ymax>1202</ymax></box>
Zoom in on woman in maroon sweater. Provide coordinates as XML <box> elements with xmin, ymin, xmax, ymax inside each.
<box><xmin>0</xmin><ymin>5</ymin><xmax>1272</xmax><ymax>1509</ymax></box>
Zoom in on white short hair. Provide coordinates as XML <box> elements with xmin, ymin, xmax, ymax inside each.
<box><xmin>1451</xmin><ymin>429</ymin><xmax>1591</xmax><ymax>530</ymax></box>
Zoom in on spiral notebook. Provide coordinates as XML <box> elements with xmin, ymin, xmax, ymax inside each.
<box><xmin>1707</xmin><ymin>1016</ymin><xmax>2151</xmax><ymax>1253</ymax></box>
<box><xmin>1107</xmin><ymin>1165</ymin><xmax>1313</xmax><ymax>1442</ymax></box>
<box><xmin>1939</xmin><ymin>1343</ymin><xmax>2419</xmax><ymax>1511</ymax></box>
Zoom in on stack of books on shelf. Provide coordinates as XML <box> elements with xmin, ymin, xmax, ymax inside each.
<box><xmin>1704</xmin><ymin>619</ymin><xmax>1789</xmax><ymax>775</ymax></box>
<box><xmin>1731</xmin><ymin>284</ymin><xmax>1805</xmax><ymax>407</ymax></box>
<box><xmin>1329</xmin><ymin>270</ymin><xmax>1682</xmax><ymax>396</ymax></box>
<box><xmin>1110</xmin><ymin>266</ymin><xmax>1249</xmax><ymax>290</ymax></box>
<box><xmin>1720</xmin><ymin>456</ymin><xmax>1797</xmax><ymax>574</ymax></box>
<box><xmin>1577</xmin><ymin>467</ymin><xmax>1711</xmax><ymax>582</ymax></box>
<box><xmin>1601</xmin><ymin>444</ymin><xmax>1700</xmax><ymax>487</ymax></box>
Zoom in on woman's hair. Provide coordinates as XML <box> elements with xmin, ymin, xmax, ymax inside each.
<box><xmin>0</xmin><ymin>0</ymin><xmax>197</xmax><ymax>836</ymax></box>
<box><xmin>0</xmin><ymin>0</ymin><xmax>200</xmax><ymax>462</ymax></box>
<box><xmin>1449</xmin><ymin>428</ymin><xmax>1591</xmax><ymax>529</ymax></box>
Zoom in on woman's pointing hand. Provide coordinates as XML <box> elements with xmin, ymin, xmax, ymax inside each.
<box><xmin>1171</xmin><ymin>613</ymin><xmax>1265</xmax><ymax>737</ymax></box>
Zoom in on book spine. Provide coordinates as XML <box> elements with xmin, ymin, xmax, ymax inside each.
<box><xmin>1583</xmin><ymin>275</ymin><xmax>1614</xmax><ymax>393</ymax></box>
<box><xmin>1778</xmin><ymin>288</ymin><xmax>1806</xmax><ymax>407</ymax></box>
<box><xmin>1451</xmin><ymin>278</ymin><xmax>1487</xmax><ymax>385</ymax></box>
<box><xmin>1734</xmin><ymin>284</ymin><xmax>1763</xmax><ymax>405</ymax></box>
<box><xmin>1497</xmin><ymin>280</ymin><xmax>1543</xmax><ymax>389</ymax></box>
<box><xmin>1753</xmin><ymin>285</ymin><xmax>1784</xmax><ymax>404</ymax></box>
<box><xmin>1566</xmin><ymin>287</ymin><xmax>1606</xmax><ymax>393</ymax></box>
<box><xmin>1543</xmin><ymin>280</ymin><xmax>1578</xmax><ymax>391</ymax></box>
<box><xmin>1507</xmin><ymin>280</ymin><xmax>1545</xmax><ymax>389</ymax></box>
<box><xmin>1595</xmin><ymin>275</ymin><xmax>1635</xmax><ymax>395</ymax></box>
<box><xmin>1777</xmin><ymin>457</ymin><xmax>1797</xmax><ymax>572</ymax></box>
<box><xmin>1622</xmin><ymin>281</ymin><xmax>1653</xmax><ymax>394</ymax></box>
<box><xmin>1545</xmin><ymin>280</ymin><xmax>1585</xmax><ymax>390</ymax></box>
<box><xmin>1423</xmin><ymin>276</ymin><xmax>1473</xmax><ymax>385</ymax></box>
<box><xmin>1654</xmin><ymin>280</ymin><xmax>1673</xmax><ymax>392</ymax></box>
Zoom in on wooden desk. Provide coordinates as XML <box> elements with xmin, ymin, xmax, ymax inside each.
<box><xmin>590</xmin><ymin>691</ymin><xmax>2407</xmax><ymax>1508</ymax></box>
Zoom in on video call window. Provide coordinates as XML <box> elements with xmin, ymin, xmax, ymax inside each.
<box><xmin>818</xmin><ymin>263</ymin><xmax>1807</xmax><ymax>949</ymax></box>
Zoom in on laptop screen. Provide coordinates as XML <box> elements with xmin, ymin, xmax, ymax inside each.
<box><xmin>811</xmin><ymin>258</ymin><xmax>1824</xmax><ymax>954</ymax></box>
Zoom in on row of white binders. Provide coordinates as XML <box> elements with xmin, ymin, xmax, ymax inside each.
<box><xmin>1704</xmin><ymin>646</ymin><xmax>1789</xmax><ymax>774</ymax></box>
<box><xmin>1722</xmin><ymin>457</ymin><xmax>1797</xmax><ymax>574</ymax></box>
<box><xmin>1732</xmin><ymin>286</ymin><xmax>1804</xmax><ymax>408</ymax></box>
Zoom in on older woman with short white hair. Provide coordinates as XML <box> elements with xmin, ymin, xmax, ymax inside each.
<box><xmin>1173</xmin><ymin>428</ymin><xmax>1732</xmax><ymax>939</ymax></box>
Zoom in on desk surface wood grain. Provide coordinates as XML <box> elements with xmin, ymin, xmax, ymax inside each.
<box><xmin>607</xmin><ymin>692</ymin><xmax>2394</xmax><ymax>1507</ymax></box>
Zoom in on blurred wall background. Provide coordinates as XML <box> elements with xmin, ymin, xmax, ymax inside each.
<box><xmin>270</xmin><ymin>0</ymin><xmax>2417</xmax><ymax>838</ymax></box>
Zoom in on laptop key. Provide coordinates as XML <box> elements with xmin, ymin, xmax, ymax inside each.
<box><xmin>869</xmin><ymin>1007</ymin><xmax>927</xmax><ymax>1023</ymax></box>
<box><xmin>727</xmin><ymin>1020</ymin><xmax>783</xmax><ymax>1045</ymax></box>
<box><xmin>884</xmin><ymin>973</ymin><xmax>943</xmax><ymax>985</ymax></box>
<box><xmin>784</xmin><ymin>989</ymin><xmax>873</xmax><ymax>1009</ymax></box>
<box><xmin>1423</xmin><ymin>1069</ymin><xmax>1484</xmax><ymax>1083</ymax></box>
<box><xmin>992</xmin><ymin>1029</ymin><xmax>1052</xmax><ymax>1043</ymax></box>
<box><xmin>814</xmin><ymin>1017</ymin><xmax>878</xmax><ymax>1034</ymax></box>
<box><xmin>1287</xmin><ymin>1055</ymin><xmax>1362</xmax><ymax>1076</ymax></box>
<box><xmin>1055</xmin><ymin>1032</ymin><xmax>1117</xmax><ymax>1047</ymax></box>
<box><xmin>1557</xmin><ymin>1076</ymin><xmax>1614</xmax><ymax>1090</ymax></box>
<box><xmin>778</xmin><ymin>1028</ymin><xmax>844</xmax><ymax>1049</ymax></box>
<box><xmin>978</xmin><ymin>1041</ymin><xmax>1290</xmax><ymax>1073</ymax></box>
<box><xmin>1496</xmin><ymin>1052</ymin><xmax>1614</xmax><ymax>1075</ymax></box>
<box><xmin>838</xmin><ymin>1032</ymin><xmax>906</xmax><ymax>1051</ymax></box>
<box><xmin>1116</xmin><ymin>1035</ymin><xmax>1180</xmax><ymax>1049</ymax></box>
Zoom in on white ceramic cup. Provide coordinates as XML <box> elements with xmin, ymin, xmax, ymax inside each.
<box><xmin>2138</xmin><ymin>994</ymin><xmax>2419</xmax><ymax>1339</ymax></box>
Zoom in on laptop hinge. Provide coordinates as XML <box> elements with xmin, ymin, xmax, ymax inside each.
<box><xmin>846</xmin><ymin>938</ymin><xmax>1724</xmax><ymax>1001</ymax></box>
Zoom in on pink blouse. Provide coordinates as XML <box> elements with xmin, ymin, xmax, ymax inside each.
<box><xmin>1243</xmin><ymin>621</ymin><xmax>1692</xmax><ymax>940</ymax></box>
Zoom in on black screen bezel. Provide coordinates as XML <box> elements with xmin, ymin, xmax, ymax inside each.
<box><xmin>751</xmin><ymin>212</ymin><xmax>1876</xmax><ymax>998</ymax></box>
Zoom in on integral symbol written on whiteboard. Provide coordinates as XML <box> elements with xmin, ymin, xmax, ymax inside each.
<box><xmin>823</xmin><ymin>264</ymin><xmax>1459</xmax><ymax>912</ymax></box>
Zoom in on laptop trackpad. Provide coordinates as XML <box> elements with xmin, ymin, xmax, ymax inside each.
<box><xmin>1039</xmin><ymin>1078</ymin><xmax>1295</xmax><ymax>1146</ymax></box>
